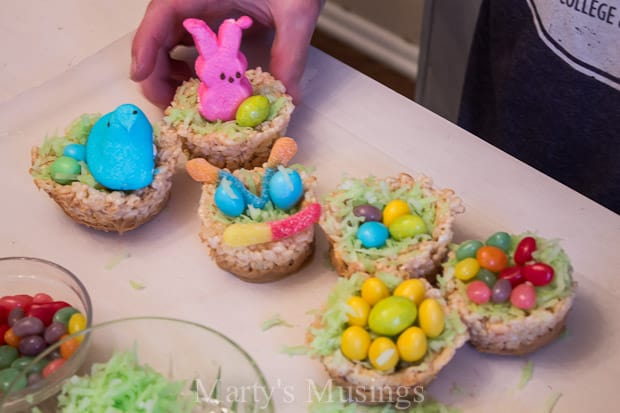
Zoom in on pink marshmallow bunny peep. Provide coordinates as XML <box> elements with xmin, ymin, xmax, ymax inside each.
<box><xmin>183</xmin><ymin>16</ymin><xmax>254</xmax><ymax>122</ymax></box>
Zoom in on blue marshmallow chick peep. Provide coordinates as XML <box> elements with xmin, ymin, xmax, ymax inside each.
<box><xmin>86</xmin><ymin>104</ymin><xmax>155</xmax><ymax>191</ymax></box>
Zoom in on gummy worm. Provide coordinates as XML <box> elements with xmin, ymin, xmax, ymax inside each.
<box><xmin>222</xmin><ymin>203</ymin><xmax>321</xmax><ymax>247</ymax></box>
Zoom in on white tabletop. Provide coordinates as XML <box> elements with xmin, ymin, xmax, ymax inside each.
<box><xmin>1</xmin><ymin>2</ymin><xmax>619</xmax><ymax>412</ymax></box>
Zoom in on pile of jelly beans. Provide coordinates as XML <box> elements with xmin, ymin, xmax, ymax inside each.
<box><xmin>454</xmin><ymin>232</ymin><xmax>555</xmax><ymax>310</ymax></box>
<box><xmin>0</xmin><ymin>293</ymin><xmax>87</xmax><ymax>394</ymax></box>
<box><xmin>339</xmin><ymin>277</ymin><xmax>445</xmax><ymax>371</ymax></box>
<box><xmin>354</xmin><ymin>199</ymin><xmax>428</xmax><ymax>249</ymax></box>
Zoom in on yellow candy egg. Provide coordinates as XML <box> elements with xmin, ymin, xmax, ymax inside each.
<box><xmin>340</xmin><ymin>326</ymin><xmax>371</xmax><ymax>361</ymax></box>
<box><xmin>418</xmin><ymin>298</ymin><xmax>445</xmax><ymax>338</ymax></box>
<box><xmin>397</xmin><ymin>326</ymin><xmax>428</xmax><ymax>362</ymax></box>
<box><xmin>361</xmin><ymin>277</ymin><xmax>390</xmax><ymax>306</ymax></box>
<box><xmin>382</xmin><ymin>199</ymin><xmax>411</xmax><ymax>227</ymax></box>
<box><xmin>346</xmin><ymin>296</ymin><xmax>370</xmax><ymax>326</ymax></box>
<box><xmin>368</xmin><ymin>337</ymin><xmax>399</xmax><ymax>371</ymax></box>
<box><xmin>454</xmin><ymin>257</ymin><xmax>481</xmax><ymax>281</ymax></box>
<box><xmin>68</xmin><ymin>313</ymin><xmax>87</xmax><ymax>342</ymax></box>
<box><xmin>393</xmin><ymin>279</ymin><xmax>426</xmax><ymax>305</ymax></box>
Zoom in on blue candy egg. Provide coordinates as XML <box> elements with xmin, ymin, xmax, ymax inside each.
<box><xmin>357</xmin><ymin>222</ymin><xmax>389</xmax><ymax>248</ymax></box>
<box><xmin>215</xmin><ymin>178</ymin><xmax>246</xmax><ymax>217</ymax></box>
<box><xmin>63</xmin><ymin>143</ymin><xmax>86</xmax><ymax>162</ymax></box>
<box><xmin>268</xmin><ymin>169</ymin><xmax>303</xmax><ymax>210</ymax></box>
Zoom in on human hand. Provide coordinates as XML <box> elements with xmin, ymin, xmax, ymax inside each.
<box><xmin>130</xmin><ymin>0</ymin><xmax>323</xmax><ymax>108</ymax></box>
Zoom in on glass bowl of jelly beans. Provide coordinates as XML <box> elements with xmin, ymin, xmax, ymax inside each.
<box><xmin>0</xmin><ymin>257</ymin><xmax>92</xmax><ymax>412</ymax></box>
<box><xmin>1</xmin><ymin>317</ymin><xmax>273</xmax><ymax>412</ymax></box>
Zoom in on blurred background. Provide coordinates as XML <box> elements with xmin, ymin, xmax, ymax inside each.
<box><xmin>312</xmin><ymin>0</ymin><xmax>482</xmax><ymax>123</ymax></box>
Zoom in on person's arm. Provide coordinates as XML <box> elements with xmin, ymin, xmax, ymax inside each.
<box><xmin>130</xmin><ymin>0</ymin><xmax>323</xmax><ymax>107</ymax></box>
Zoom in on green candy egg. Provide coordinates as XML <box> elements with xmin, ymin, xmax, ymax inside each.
<box><xmin>485</xmin><ymin>231</ymin><xmax>512</xmax><ymax>252</ymax></box>
<box><xmin>368</xmin><ymin>296</ymin><xmax>417</xmax><ymax>336</ymax></box>
<box><xmin>236</xmin><ymin>95</ymin><xmax>271</xmax><ymax>127</ymax></box>
<box><xmin>50</xmin><ymin>156</ymin><xmax>81</xmax><ymax>184</ymax></box>
<box><xmin>53</xmin><ymin>307</ymin><xmax>80</xmax><ymax>325</ymax></box>
<box><xmin>455</xmin><ymin>240</ymin><xmax>483</xmax><ymax>261</ymax></box>
<box><xmin>0</xmin><ymin>367</ymin><xmax>27</xmax><ymax>393</ymax></box>
<box><xmin>388</xmin><ymin>214</ymin><xmax>428</xmax><ymax>241</ymax></box>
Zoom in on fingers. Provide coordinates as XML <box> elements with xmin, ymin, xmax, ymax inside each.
<box><xmin>138</xmin><ymin>48</ymin><xmax>178</xmax><ymax>109</ymax></box>
<box><xmin>269</xmin><ymin>1</ymin><xmax>323</xmax><ymax>103</ymax></box>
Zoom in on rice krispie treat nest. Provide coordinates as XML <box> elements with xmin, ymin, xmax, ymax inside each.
<box><xmin>160</xmin><ymin>68</ymin><xmax>294</xmax><ymax>170</ymax></box>
<box><xmin>320</xmin><ymin>173</ymin><xmax>464</xmax><ymax>281</ymax></box>
<box><xmin>307</xmin><ymin>272</ymin><xmax>469</xmax><ymax>405</ymax></box>
<box><xmin>439</xmin><ymin>232</ymin><xmax>577</xmax><ymax>355</ymax></box>
<box><xmin>30</xmin><ymin>113</ymin><xmax>181</xmax><ymax>234</ymax></box>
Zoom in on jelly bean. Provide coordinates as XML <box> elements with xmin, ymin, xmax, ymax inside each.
<box><xmin>19</xmin><ymin>336</ymin><xmax>47</xmax><ymax>357</ymax></box>
<box><xmin>28</xmin><ymin>372</ymin><xmax>43</xmax><ymax>386</ymax></box>
<box><xmin>523</xmin><ymin>262</ymin><xmax>554</xmax><ymax>286</ymax></box>
<box><xmin>32</xmin><ymin>293</ymin><xmax>53</xmax><ymax>304</ymax></box>
<box><xmin>454</xmin><ymin>258</ymin><xmax>481</xmax><ymax>281</ymax></box>
<box><xmin>498</xmin><ymin>266</ymin><xmax>525</xmax><ymax>287</ymax></box>
<box><xmin>8</xmin><ymin>307</ymin><xmax>24</xmax><ymax>327</ymax></box>
<box><xmin>485</xmin><ymin>231</ymin><xmax>512</xmax><ymax>252</ymax></box>
<box><xmin>53</xmin><ymin>307</ymin><xmax>79</xmax><ymax>325</ymax></box>
<box><xmin>42</xmin><ymin>358</ymin><xmax>65</xmax><ymax>378</ymax></box>
<box><xmin>345</xmin><ymin>296</ymin><xmax>370</xmax><ymax>327</ymax></box>
<box><xmin>476</xmin><ymin>246</ymin><xmax>508</xmax><ymax>272</ymax></box>
<box><xmin>236</xmin><ymin>95</ymin><xmax>270</xmax><ymax>127</ymax></box>
<box><xmin>44</xmin><ymin>322</ymin><xmax>68</xmax><ymax>344</ymax></box>
<box><xmin>50</xmin><ymin>156</ymin><xmax>81</xmax><ymax>184</ymax></box>
<box><xmin>11</xmin><ymin>356</ymin><xmax>34</xmax><ymax>371</ymax></box>
<box><xmin>266</xmin><ymin>137</ymin><xmax>298</xmax><ymax>168</ymax></box>
<box><xmin>340</xmin><ymin>326</ymin><xmax>371</xmax><ymax>361</ymax></box>
<box><xmin>60</xmin><ymin>336</ymin><xmax>81</xmax><ymax>360</ymax></box>
<box><xmin>4</xmin><ymin>328</ymin><xmax>20</xmax><ymax>348</ymax></box>
<box><xmin>0</xmin><ymin>295</ymin><xmax>33</xmax><ymax>313</ymax></box>
<box><xmin>368</xmin><ymin>296</ymin><xmax>417</xmax><ymax>336</ymax></box>
<box><xmin>215</xmin><ymin>178</ymin><xmax>246</xmax><ymax>217</ymax></box>
<box><xmin>418</xmin><ymin>298</ymin><xmax>445</xmax><ymax>338</ymax></box>
<box><xmin>368</xmin><ymin>337</ymin><xmax>399</xmax><ymax>371</ymax></box>
<box><xmin>268</xmin><ymin>168</ymin><xmax>304</xmax><ymax>210</ymax></box>
<box><xmin>491</xmin><ymin>279</ymin><xmax>512</xmax><ymax>303</ymax></box>
<box><xmin>388</xmin><ymin>214</ymin><xmax>428</xmax><ymax>240</ymax></box>
<box><xmin>393</xmin><ymin>279</ymin><xmax>426</xmax><ymax>305</ymax></box>
<box><xmin>455</xmin><ymin>240</ymin><xmax>483</xmax><ymax>261</ymax></box>
<box><xmin>475</xmin><ymin>268</ymin><xmax>497</xmax><ymax>288</ymax></box>
<box><xmin>357</xmin><ymin>221</ymin><xmax>389</xmax><ymax>248</ymax></box>
<box><xmin>47</xmin><ymin>349</ymin><xmax>62</xmax><ymax>361</ymax></box>
<box><xmin>0</xmin><ymin>345</ymin><xmax>19</xmax><ymax>368</ymax></box>
<box><xmin>12</xmin><ymin>317</ymin><xmax>45</xmax><ymax>337</ymax></box>
<box><xmin>361</xmin><ymin>277</ymin><xmax>390</xmax><ymax>306</ymax></box>
<box><xmin>397</xmin><ymin>326</ymin><xmax>428</xmax><ymax>363</ymax></box>
<box><xmin>27</xmin><ymin>301</ymin><xmax>71</xmax><ymax>326</ymax></box>
<box><xmin>466</xmin><ymin>281</ymin><xmax>492</xmax><ymax>304</ymax></box>
<box><xmin>63</xmin><ymin>143</ymin><xmax>86</xmax><ymax>162</ymax></box>
<box><xmin>382</xmin><ymin>199</ymin><xmax>411</xmax><ymax>227</ymax></box>
<box><xmin>185</xmin><ymin>158</ymin><xmax>220</xmax><ymax>184</ymax></box>
<box><xmin>0</xmin><ymin>324</ymin><xmax>9</xmax><ymax>346</ymax></box>
<box><xmin>514</xmin><ymin>236</ymin><xmax>537</xmax><ymax>265</ymax></box>
<box><xmin>0</xmin><ymin>367</ymin><xmax>27</xmax><ymax>393</ymax></box>
<box><xmin>511</xmin><ymin>283</ymin><xmax>536</xmax><ymax>310</ymax></box>
<box><xmin>353</xmin><ymin>204</ymin><xmax>382</xmax><ymax>223</ymax></box>
<box><xmin>0</xmin><ymin>307</ymin><xmax>6</xmax><ymax>325</ymax></box>
<box><xmin>68</xmin><ymin>313</ymin><xmax>87</xmax><ymax>336</ymax></box>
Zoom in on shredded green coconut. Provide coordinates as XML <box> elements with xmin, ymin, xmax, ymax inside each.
<box><xmin>261</xmin><ymin>314</ymin><xmax>294</xmax><ymax>331</ymax></box>
<box><xmin>280</xmin><ymin>345</ymin><xmax>309</xmax><ymax>356</ymax></box>
<box><xmin>163</xmin><ymin>78</ymin><xmax>288</xmax><ymax>143</ymax></box>
<box><xmin>129</xmin><ymin>280</ymin><xmax>146</xmax><ymax>291</ymax></box>
<box><xmin>543</xmin><ymin>392</ymin><xmax>562</xmax><ymax>413</ymax></box>
<box><xmin>57</xmin><ymin>350</ymin><xmax>195</xmax><ymax>412</ymax></box>
<box><xmin>105</xmin><ymin>250</ymin><xmax>131</xmax><ymax>270</ymax></box>
<box><xmin>321</xmin><ymin>176</ymin><xmax>437</xmax><ymax>273</ymax></box>
<box><xmin>518</xmin><ymin>360</ymin><xmax>533</xmax><ymax>389</ymax></box>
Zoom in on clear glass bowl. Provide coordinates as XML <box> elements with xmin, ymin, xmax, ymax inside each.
<box><xmin>1</xmin><ymin>317</ymin><xmax>274</xmax><ymax>412</ymax></box>
<box><xmin>0</xmin><ymin>257</ymin><xmax>93</xmax><ymax>412</ymax></box>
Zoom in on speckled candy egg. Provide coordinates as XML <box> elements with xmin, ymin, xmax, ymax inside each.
<box><xmin>215</xmin><ymin>178</ymin><xmax>246</xmax><ymax>217</ymax></box>
<box><xmin>268</xmin><ymin>169</ymin><xmax>304</xmax><ymax>210</ymax></box>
